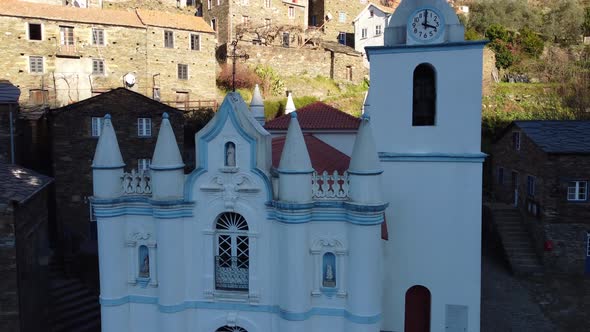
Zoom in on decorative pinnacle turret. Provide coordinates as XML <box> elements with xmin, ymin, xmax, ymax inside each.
<box><xmin>250</xmin><ymin>84</ymin><xmax>265</xmax><ymax>125</ymax></box>
<box><xmin>92</xmin><ymin>114</ymin><xmax>125</xmax><ymax>169</ymax></box>
<box><xmin>285</xmin><ymin>92</ymin><xmax>296</xmax><ymax>114</ymax></box>
<box><xmin>151</xmin><ymin>113</ymin><xmax>184</xmax><ymax>170</ymax></box>
<box><xmin>278</xmin><ymin>111</ymin><xmax>312</xmax><ymax>173</ymax></box>
<box><xmin>348</xmin><ymin>113</ymin><xmax>382</xmax><ymax>174</ymax></box>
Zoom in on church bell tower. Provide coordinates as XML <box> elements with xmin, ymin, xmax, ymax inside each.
<box><xmin>366</xmin><ymin>0</ymin><xmax>487</xmax><ymax>331</ymax></box>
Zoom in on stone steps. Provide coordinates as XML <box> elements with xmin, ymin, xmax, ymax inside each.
<box><xmin>488</xmin><ymin>204</ymin><xmax>544</xmax><ymax>275</ymax></box>
<box><xmin>48</xmin><ymin>256</ymin><xmax>101</xmax><ymax>332</ymax></box>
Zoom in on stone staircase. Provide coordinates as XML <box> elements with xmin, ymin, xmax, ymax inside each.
<box><xmin>48</xmin><ymin>257</ymin><xmax>101</xmax><ymax>332</ymax></box>
<box><xmin>488</xmin><ymin>203</ymin><xmax>544</xmax><ymax>275</ymax></box>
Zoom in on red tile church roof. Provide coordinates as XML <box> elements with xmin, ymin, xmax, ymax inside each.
<box><xmin>265</xmin><ymin>102</ymin><xmax>360</xmax><ymax>131</ymax></box>
<box><xmin>271</xmin><ymin>134</ymin><xmax>350</xmax><ymax>174</ymax></box>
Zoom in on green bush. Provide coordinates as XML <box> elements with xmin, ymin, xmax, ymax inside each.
<box><xmin>255</xmin><ymin>65</ymin><xmax>285</xmax><ymax>97</ymax></box>
<box><xmin>486</xmin><ymin>24</ymin><xmax>511</xmax><ymax>43</ymax></box>
<box><xmin>489</xmin><ymin>39</ymin><xmax>515</xmax><ymax>69</ymax></box>
<box><xmin>518</xmin><ymin>27</ymin><xmax>544</xmax><ymax>58</ymax></box>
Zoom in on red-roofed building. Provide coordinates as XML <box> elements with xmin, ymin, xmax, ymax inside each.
<box><xmin>272</xmin><ymin>134</ymin><xmax>351</xmax><ymax>174</ymax></box>
<box><xmin>265</xmin><ymin>101</ymin><xmax>360</xmax><ymax>156</ymax></box>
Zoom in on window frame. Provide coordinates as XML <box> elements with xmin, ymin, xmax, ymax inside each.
<box><xmin>164</xmin><ymin>30</ymin><xmax>174</xmax><ymax>48</ymax></box>
<box><xmin>214</xmin><ymin>212</ymin><xmax>249</xmax><ymax>292</ymax></box>
<box><xmin>567</xmin><ymin>181</ymin><xmax>588</xmax><ymax>202</ymax></box>
<box><xmin>92</xmin><ymin>28</ymin><xmax>105</xmax><ymax>46</ymax></box>
<box><xmin>512</xmin><ymin>131</ymin><xmax>521</xmax><ymax>151</ymax></box>
<box><xmin>59</xmin><ymin>26</ymin><xmax>75</xmax><ymax>46</ymax></box>
<box><xmin>339</xmin><ymin>12</ymin><xmax>346</xmax><ymax>23</ymax></box>
<box><xmin>412</xmin><ymin>63</ymin><xmax>437</xmax><ymax>126</ymax></box>
<box><xmin>28</xmin><ymin>23</ymin><xmax>42</xmax><ymax>41</ymax></box>
<box><xmin>375</xmin><ymin>24</ymin><xmax>382</xmax><ymax>36</ymax></box>
<box><xmin>137</xmin><ymin>117</ymin><xmax>152</xmax><ymax>137</ymax></box>
<box><xmin>91</xmin><ymin>116</ymin><xmax>103</xmax><ymax>137</ymax></box>
<box><xmin>264</xmin><ymin>0</ymin><xmax>271</xmax><ymax>8</ymax></box>
<box><xmin>526</xmin><ymin>175</ymin><xmax>536</xmax><ymax>197</ymax></box>
<box><xmin>288</xmin><ymin>6</ymin><xmax>295</xmax><ymax>18</ymax></box>
<box><xmin>29</xmin><ymin>56</ymin><xmax>44</xmax><ymax>74</ymax></box>
<box><xmin>92</xmin><ymin>59</ymin><xmax>105</xmax><ymax>75</ymax></box>
<box><xmin>137</xmin><ymin>158</ymin><xmax>151</xmax><ymax>172</ymax></box>
<box><xmin>177</xmin><ymin>63</ymin><xmax>188</xmax><ymax>80</ymax></box>
<box><xmin>190</xmin><ymin>33</ymin><xmax>201</xmax><ymax>51</ymax></box>
<box><xmin>361</xmin><ymin>27</ymin><xmax>367</xmax><ymax>39</ymax></box>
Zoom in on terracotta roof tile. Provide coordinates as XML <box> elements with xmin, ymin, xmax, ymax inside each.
<box><xmin>0</xmin><ymin>1</ymin><xmax>143</xmax><ymax>28</ymax></box>
<box><xmin>0</xmin><ymin>1</ymin><xmax>214</xmax><ymax>33</ymax></box>
<box><xmin>272</xmin><ymin>134</ymin><xmax>350</xmax><ymax>174</ymax></box>
<box><xmin>0</xmin><ymin>162</ymin><xmax>53</xmax><ymax>205</ymax></box>
<box><xmin>136</xmin><ymin>9</ymin><xmax>214</xmax><ymax>33</ymax></box>
<box><xmin>265</xmin><ymin>102</ymin><xmax>360</xmax><ymax>131</ymax></box>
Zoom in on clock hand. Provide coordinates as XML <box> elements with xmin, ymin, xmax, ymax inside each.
<box><xmin>423</xmin><ymin>9</ymin><xmax>428</xmax><ymax>27</ymax></box>
<box><xmin>424</xmin><ymin>23</ymin><xmax>438</xmax><ymax>31</ymax></box>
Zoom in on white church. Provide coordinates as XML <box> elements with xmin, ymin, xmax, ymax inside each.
<box><xmin>91</xmin><ymin>1</ymin><xmax>487</xmax><ymax>331</ymax></box>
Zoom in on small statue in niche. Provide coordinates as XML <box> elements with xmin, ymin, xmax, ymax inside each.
<box><xmin>139</xmin><ymin>246</ymin><xmax>150</xmax><ymax>278</ymax></box>
<box><xmin>225</xmin><ymin>142</ymin><xmax>236</xmax><ymax>167</ymax></box>
<box><xmin>323</xmin><ymin>252</ymin><xmax>336</xmax><ymax>288</ymax></box>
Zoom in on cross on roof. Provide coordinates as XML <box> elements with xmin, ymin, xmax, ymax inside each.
<box><xmin>228</xmin><ymin>40</ymin><xmax>249</xmax><ymax>92</ymax></box>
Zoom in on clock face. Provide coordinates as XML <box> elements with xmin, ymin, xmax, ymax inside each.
<box><xmin>408</xmin><ymin>7</ymin><xmax>445</xmax><ymax>43</ymax></box>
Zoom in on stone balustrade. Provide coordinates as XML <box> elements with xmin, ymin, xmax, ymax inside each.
<box><xmin>122</xmin><ymin>170</ymin><xmax>152</xmax><ymax>195</ymax></box>
<box><xmin>312</xmin><ymin>171</ymin><xmax>349</xmax><ymax>200</ymax></box>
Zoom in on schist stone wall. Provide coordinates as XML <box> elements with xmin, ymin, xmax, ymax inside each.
<box><xmin>203</xmin><ymin>0</ymin><xmax>309</xmax><ymax>45</ymax></box>
<box><xmin>50</xmin><ymin>89</ymin><xmax>184</xmax><ymax>248</ymax></box>
<box><xmin>239</xmin><ymin>43</ymin><xmax>367</xmax><ymax>83</ymax></box>
<box><xmin>311</xmin><ymin>0</ymin><xmax>367</xmax><ymax>44</ymax></box>
<box><xmin>493</xmin><ymin>130</ymin><xmax>590</xmax><ymax>274</ymax></box>
<box><xmin>0</xmin><ymin>8</ymin><xmax>216</xmax><ymax>107</ymax></box>
<box><xmin>0</xmin><ymin>190</ymin><xmax>50</xmax><ymax>332</ymax></box>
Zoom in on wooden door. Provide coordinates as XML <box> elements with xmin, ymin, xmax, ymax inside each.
<box><xmin>405</xmin><ymin>285</ymin><xmax>431</xmax><ymax>332</ymax></box>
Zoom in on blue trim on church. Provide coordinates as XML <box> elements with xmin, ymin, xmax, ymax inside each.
<box><xmin>99</xmin><ymin>296</ymin><xmax>381</xmax><ymax>324</ymax></box>
<box><xmin>379</xmin><ymin>152</ymin><xmax>487</xmax><ymax>163</ymax></box>
<box><xmin>365</xmin><ymin>40</ymin><xmax>489</xmax><ymax>59</ymax></box>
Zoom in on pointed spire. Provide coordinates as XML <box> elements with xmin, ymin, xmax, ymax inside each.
<box><xmin>250</xmin><ymin>84</ymin><xmax>265</xmax><ymax>125</ymax></box>
<box><xmin>361</xmin><ymin>90</ymin><xmax>370</xmax><ymax>115</ymax></box>
<box><xmin>285</xmin><ymin>92</ymin><xmax>296</xmax><ymax>114</ymax></box>
<box><xmin>92</xmin><ymin>114</ymin><xmax>125</xmax><ymax>169</ymax></box>
<box><xmin>278</xmin><ymin>112</ymin><xmax>312</xmax><ymax>172</ymax></box>
<box><xmin>151</xmin><ymin>112</ymin><xmax>184</xmax><ymax>170</ymax></box>
<box><xmin>348</xmin><ymin>114</ymin><xmax>382</xmax><ymax>174</ymax></box>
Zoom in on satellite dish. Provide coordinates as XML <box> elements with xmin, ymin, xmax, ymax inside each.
<box><xmin>326</xmin><ymin>13</ymin><xmax>333</xmax><ymax>21</ymax></box>
<box><xmin>124</xmin><ymin>73</ymin><xmax>136</xmax><ymax>87</ymax></box>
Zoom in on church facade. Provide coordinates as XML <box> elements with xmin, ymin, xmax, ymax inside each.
<box><xmin>91</xmin><ymin>1</ymin><xmax>487</xmax><ymax>331</ymax></box>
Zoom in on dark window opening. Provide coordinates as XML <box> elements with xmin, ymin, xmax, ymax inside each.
<box><xmin>412</xmin><ymin>63</ymin><xmax>436</xmax><ymax>126</ymax></box>
<box><xmin>29</xmin><ymin>23</ymin><xmax>42</xmax><ymax>40</ymax></box>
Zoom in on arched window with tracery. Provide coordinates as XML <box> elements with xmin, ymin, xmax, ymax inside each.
<box><xmin>215</xmin><ymin>212</ymin><xmax>249</xmax><ymax>291</ymax></box>
<box><xmin>216</xmin><ymin>326</ymin><xmax>247</xmax><ymax>332</ymax></box>
<box><xmin>412</xmin><ymin>63</ymin><xmax>436</xmax><ymax>126</ymax></box>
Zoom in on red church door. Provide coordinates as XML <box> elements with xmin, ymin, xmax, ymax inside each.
<box><xmin>404</xmin><ymin>285</ymin><xmax>431</xmax><ymax>332</ymax></box>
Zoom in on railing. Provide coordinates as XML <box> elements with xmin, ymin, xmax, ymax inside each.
<box><xmin>121</xmin><ymin>169</ymin><xmax>152</xmax><ymax>195</ymax></box>
<box><xmin>57</xmin><ymin>45</ymin><xmax>79</xmax><ymax>57</ymax></box>
<box><xmin>312</xmin><ymin>171</ymin><xmax>349</xmax><ymax>200</ymax></box>
<box><xmin>161</xmin><ymin>99</ymin><xmax>218</xmax><ymax>111</ymax></box>
<box><xmin>215</xmin><ymin>256</ymin><xmax>249</xmax><ymax>291</ymax></box>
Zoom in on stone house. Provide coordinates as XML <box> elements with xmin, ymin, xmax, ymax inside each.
<box><xmin>50</xmin><ymin>88</ymin><xmax>184</xmax><ymax>271</ymax></box>
<box><xmin>202</xmin><ymin>0</ymin><xmax>309</xmax><ymax>46</ymax></box>
<box><xmin>492</xmin><ymin>121</ymin><xmax>590</xmax><ymax>275</ymax></box>
<box><xmin>0</xmin><ymin>162</ymin><xmax>53</xmax><ymax>332</ymax></box>
<box><xmin>309</xmin><ymin>0</ymin><xmax>371</xmax><ymax>47</ymax></box>
<box><xmin>352</xmin><ymin>2</ymin><xmax>398</xmax><ymax>67</ymax></box>
<box><xmin>0</xmin><ymin>0</ymin><xmax>216</xmax><ymax>107</ymax></box>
